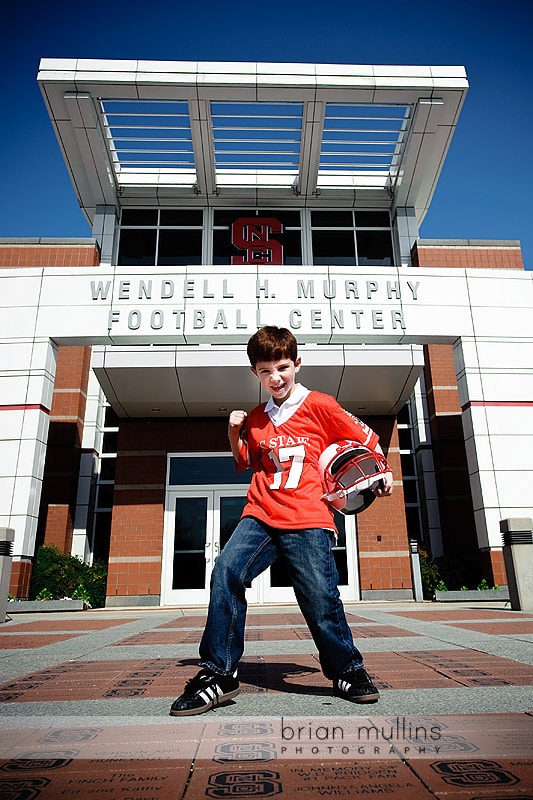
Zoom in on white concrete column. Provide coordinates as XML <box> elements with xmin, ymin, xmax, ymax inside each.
<box><xmin>0</xmin><ymin>337</ymin><xmax>57</xmax><ymax>559</ymax></box>
<box><xmin>92</xmin><ymin>205</ymin><xmax>118</xmax><ymax>265</ymax></box>
<box><xmin>454</xmin><ymin>335</ymin><xmax>533</xmax><ymax>550</ymax></box>
<box><xmin>392</xmin><ymin>207</ymin><xmax>418</xmax><ymax>267</ymax></box>
<box><xmin>72</xmin><ymin>365</ymin><xmax>106</xmax><ymax>561</ymax></box>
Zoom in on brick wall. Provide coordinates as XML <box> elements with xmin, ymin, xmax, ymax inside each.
<box><xmin>42</xmin><ymin>505</ymin><xmax>74</xmax><ymax>553</ymax></box>
<box><xmin>424</xmin><ymin>344</ymin><xmax>461</xmax><ymax>415</ymax></box>
<box><xmin>357</xmin><ymin>417</ymin><xmax>412</xmax><ymax>593</ymax></box>
<box><xmin>51</xmin><ymin>345</ymin><xmax>92</xmax><ymax>425</ymax></box>
<box><xmin>412</xmin><ymin>240</ymin><xmax>524</xmax><ymax>270</ymax></box>
<box><xmin>421</xmin><ymin>342</ymin><xmax>479</xmax><ymax>564</ymax></box>
<box><xmin>106</xmin><ymin>419</ymin><xmax>230</xmax><ymax>600</ymax></box>
<box><xmin>35</xmin><ymin>346</ymin><xmax>93</xmax><ymax>557</ymax></box>
<box><xmin>107</xmin><ymin>416</ymin><xmax>411</xmax><ymax>599</ymax></box>
<box><xmin>480</xmin><ymin>548</ymin><xmax>507</xmax><ymax>588</ymax></box>
<box><xmin>0</xmin><ymin>240</ymin><xmax>100</xmax><ymax>268</ymax></box>
<box><xmin>9</xmin><ymin>559</ymin><xmax>33</xmax><ymax>599</ymax></box>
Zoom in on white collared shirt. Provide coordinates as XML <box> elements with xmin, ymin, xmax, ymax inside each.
<box><xmin>264</xmin><ymin>383</ymin><xmax>311</xmax><ymax>427</ymax></box>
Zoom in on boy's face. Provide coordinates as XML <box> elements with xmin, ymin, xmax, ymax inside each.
<box><xmin>252</xmin><ymin>357</ymin><xmax>301</xmax><ymax>406</ymax></box>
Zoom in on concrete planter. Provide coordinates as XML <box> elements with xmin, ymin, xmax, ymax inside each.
<box><xmin>7</xmin><ymin>599</ymin><xmax>87</xmax><ymax>613</ymax></box>
<box><xmin>434</xmin><ymin>588</ymin><xmax>509</xmax><ymax>603</ymax></box>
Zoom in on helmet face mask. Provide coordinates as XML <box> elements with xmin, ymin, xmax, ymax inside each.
<box><xmin>318</xmin><ymin>442</ymin><xmax>392</xmax><ymax>515</ymax></box>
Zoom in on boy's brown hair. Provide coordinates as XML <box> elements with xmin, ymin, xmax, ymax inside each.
<box><xmin>247</xmin><ymin>326</ymin><xmax>298</xmax><ymax>367</ymax></box>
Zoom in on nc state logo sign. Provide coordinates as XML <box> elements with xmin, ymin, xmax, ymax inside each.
<box><xmin>231</xmin><ymin>218</ymin><xmax>284</xmax><ymax>264</ymax></box>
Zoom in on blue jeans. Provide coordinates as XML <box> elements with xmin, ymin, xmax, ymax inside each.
<box><xmin>199</xmin><ymin>516</ymin><xmax>364</xmax><ymax>680</ymax></box>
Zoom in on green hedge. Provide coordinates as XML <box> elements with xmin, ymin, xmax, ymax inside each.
<box><xmin>418</xmin><ymin>547</ymin><xmax>494</xmax><ymax>599</ymax></box>
<box><xmin>29</xmin><ymin>545</ymin><xmax>107</xmax><ymax>608</ymax></box>
<box><xmin>418</xmin><ymin>548</ymin><xmax>443</xmax><ymax>599</ymax></box>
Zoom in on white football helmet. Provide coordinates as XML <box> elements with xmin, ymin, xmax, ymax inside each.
<box><xmin>318</xmin><ymin>441</ymin><xmax>392</xmax><ymax>515</ymax></box>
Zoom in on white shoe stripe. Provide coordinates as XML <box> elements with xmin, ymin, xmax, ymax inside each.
<box><xmin>195</xmin><ymin>677</ymin><xmax>236</xmax><ymax>707</ymax></box>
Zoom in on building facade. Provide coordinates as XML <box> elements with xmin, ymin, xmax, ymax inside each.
<box><xmin>1</xmin><ymin>60</ymin><xmax>531</xmax><ymax>606</ymax></box>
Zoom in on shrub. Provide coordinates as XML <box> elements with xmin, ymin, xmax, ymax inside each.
<box><xmin>30</xmin><ymin>545</ymin><xmax>83</xmax><ymax>599</ymax></box>
<box><xmin>78</xmin><ymin>559</ymin><xmax>108</xmax><ymax>608</ymax></box>
<box><xmin>418</xmin><ymin>548</ymin><xmax>443</xmax><ymax>599</ymax></box>
<box><xmin>418</xmin><ymin>546</ymin><xmax>499</xmax><ymax>597</ymax></box>
<box><xmin>435</xmin><ymin>554</ymin><xmax>473</xmax><ymax>591</ymax></box>
<box><xmin>29</xmin><ymin>546</ymin><xmax>107</xmax><ymax>608</ymax></box>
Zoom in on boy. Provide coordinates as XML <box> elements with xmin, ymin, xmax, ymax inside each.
<box><xmin>170</xmin><ymin>326</ymin><xmax>392</xmax><ymax>716</ymax></box>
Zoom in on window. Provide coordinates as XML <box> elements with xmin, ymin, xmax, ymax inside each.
<box><xmin>158</xmin><ymin>230</ymin><xmax>202</xmax><ymax>265</ymax></box>
<box><xmin>93</xmin><ymin>512</ymin><xmax>112</xmax><ymax>563</ymax></box>
<box><xmin>311</xmin><ymin>210</ymin><xmax>393</xmax><ymax>266</ymax></box>
<box><xmin>90</xmin><ymin>402</ymin><xmax>120</xmax><ymax>564</ymax></box>
<box><xmin>101</xmin><ymin>431</ymin><xmax>118</xmax><ymax>454</ymax></box>
<box><xmin>122</xmin><ymin>210</ymin><xmax>158</xmax><ymax>226</ymax></box>
<box><xmin>169</xmin><ymin>455</ymin><xmax>250</xmax><ymax>486</ymax></box>
<box><xmin>118</xmin><ymin>229</ymin><xmax>157</xmax><ymax>266</ymax></box>
<box><xmin>213</xmin><ymin>209</ymin><xmax>302</xmax><ymax>265</ymax></box>
<box><xmin>312</xmin><ymin>229</ymin><xmax>356</xmax><ymax>266</ymax></box>
<box><xmin>397</xmin><ymin>400</ymin><xmax>423</xmax><ymax>541</ymax></box>
<box><xmin>116</xmin><ymin>207</ymin><xmax>393</xmax><ymax>267</ymax></box>
<box><xmin>118</xmin><ymin>209</ymin><xmax>203</xmax><ymax>266</ymax></box>
<box><xmin>99</xmin><ymin>457</ymin><xmax>116</xmax><ymax>481</ymax></box>
<box><xmin>356</xmin><ymin>230</ymin><xmax>393</xmax><ymax>266</ymax></box>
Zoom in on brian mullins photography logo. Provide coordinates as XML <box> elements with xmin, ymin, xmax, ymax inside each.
<box><xmin>280</xmin><ymin>717</ymin><xmax>444</xmax><ymax>757</ymax></box>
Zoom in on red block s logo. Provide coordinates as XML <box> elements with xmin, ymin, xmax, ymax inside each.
<box><xmin>231</xmin><ymin>218</ymin><xmax>284</xmax><ymax>264</ymax></box>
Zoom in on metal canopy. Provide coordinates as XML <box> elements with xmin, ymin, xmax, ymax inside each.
<box><xmin>92</xmin><ymin>343</ymin><xmax>424</xmax><ymax>419</ymax></box>
<box><xmin>38</xmin><ymin>60</ymin><xmax>467</xmax><ymax>223</ymax></box>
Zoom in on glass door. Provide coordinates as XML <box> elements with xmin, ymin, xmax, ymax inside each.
<box><xmin>170</xmin><ymin>492</ymin><xmax>212</xmax><ymax>603</ymax></box>
<box><xmin>261</xmin><ymin>511</ymin><xmax>360</xmax><ymax>603</ymax></box>
<box><xmin>161</xmin><ymin>487</ymin><xmax>257</xmax><ymax>605</ymax></box>
<box><xmin>161</xmin><ymin>451</ymin><xmax>361</xmax><ymax>605</ymax></box>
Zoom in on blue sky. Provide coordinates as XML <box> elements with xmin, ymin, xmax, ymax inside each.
<box><xmin>1</xmin><ymin>0</ymin><xmax>531</xmax><ymax>267</ymax></box>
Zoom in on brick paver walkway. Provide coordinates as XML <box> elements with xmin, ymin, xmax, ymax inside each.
<box><xmin>1</xmin><ymin>602</ymin><xmax>532</xmax><ymax>798</ymax></box>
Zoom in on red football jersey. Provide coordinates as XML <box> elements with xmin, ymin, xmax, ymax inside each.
<box><xmin>235</xmin><ymin>388</ymin><xmax>379</xmax><ymax>530</ymax></box>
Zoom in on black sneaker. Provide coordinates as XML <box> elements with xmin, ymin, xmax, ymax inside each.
<box><xmin>334</xmin><ymin>668</ymin><xmax>380</xmax><ymax>704</ymax></box>
<box><xmin>169</xmin><ymin>669</ymin><xmax>240</xmax><ymax>716</ymax></box>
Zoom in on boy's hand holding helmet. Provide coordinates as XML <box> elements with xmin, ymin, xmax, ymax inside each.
<box><xmin>319</xmin><ymin>441</ymin><xmax>393</xmax><ymax>515</ymax></box>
